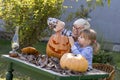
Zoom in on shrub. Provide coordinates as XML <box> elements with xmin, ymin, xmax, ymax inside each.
<box><xmin>0</xmin><ymin>0</ymin><xmax>64</xmax><ymax>48</ymax></box>
<box><xmin>93</xmin><ymin>50</ymin><xmax>114</xmax><ymax>64</ymax></box>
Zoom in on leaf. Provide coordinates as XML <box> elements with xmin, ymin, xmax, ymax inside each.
<box><xmin>108</xmin><ymin>0</ymin><xmax>111</xmax><ymax>7</ymax></box>
<box><xmin>96</xmin><ymin>0</ymin><xmax>103</xmax><ymax>6</ymax></box>
<box><xmin>0</xmin><ymin>0</ymin><xmax>64</xmax><ymax>48</ymax></box>
<box><xmin>86</xmin><ymin>0</ymin><xmax>92</xmax><ymax>2</ymax></box>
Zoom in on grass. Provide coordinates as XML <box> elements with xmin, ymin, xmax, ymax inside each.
<box><xmin>0</xmin><ymin>39</ymin><xmax>11</xmax><ymax>54</ymax></box>
<box><xmin>33</xmin><ymin>41</ymin><xmax>47</xmax><ymax>54</ymax></box>
<box><xmin>0</xmin><ymin>39</ymin><xmax>120</xmax><ymax>80</ymax></box>
<box><xmin>0</xmin><ymin>39</ymin><xmax>47</xmax><ymax>80</ymax></box>
<box><xmin>110</xmin><ymin>52</ymin><xmax>120</xmax><ymax>67</ymax></box>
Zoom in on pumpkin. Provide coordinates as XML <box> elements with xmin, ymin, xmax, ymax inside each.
<box><xmin>21</xmin><ymin>47</ymin><xmax>39</xmax><ymax>56</ymax></box>
<box><xmin>46</xmin><ymin>33</ymin><xmax>71</xmax><ymax>59</ymax></box>
<box><xmin>46</xmin><ymin>18</ymin><xmax>71</xmax><ymax>58</ymax></box>
<box><xmin>60</xmin><ymin>53</ymin><xmax>88</xmax><ymax>72</ymax></box>
<box><xmin>9</xmin><ymin>51</ymin><xmax>18</xmax><ymax>57</ymax></box>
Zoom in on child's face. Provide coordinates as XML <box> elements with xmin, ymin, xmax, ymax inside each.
<box><xmin>78</xmin><ymin>33</ymin><xmax>91</xmax><ymax>47</ymax></box>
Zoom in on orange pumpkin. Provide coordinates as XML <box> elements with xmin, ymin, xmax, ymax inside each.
<box><xmin>60</xmin><ymin>53</ymin><xmax>88</xmax><ymax>72</ymax></box>
<box><xmin>21</xmin><ymin>47</ymin><xmax>39</xmax><ymax>56</ymax></box>
<box><xmin>46</xmin><ymin>33</ymin><xmax>70</xmax><ymax>59</ymax></box>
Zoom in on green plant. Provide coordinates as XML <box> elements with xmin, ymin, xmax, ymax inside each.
<box><xmin>0</xmin><ymin>0</ymin><xmax>64</xmax><ymax>48</ymax></box>
<box><xmin>66</xmin><ymin>4</ymin><xmax>92</xmax><ymax>22</ymax></box>
<box><xmin>93</xmin><ymin>50</ymin><xmax>114</xmax><ymax>64</ymax></box>
<box><xmin>0</xmin><ymin>39</ymin><xmax>11</xmax><ymax>54</ymax></box>
<box><xmin>65</xmin><ymin>0</ymin><xmax>111</xmax><ymax>23</ymax></box>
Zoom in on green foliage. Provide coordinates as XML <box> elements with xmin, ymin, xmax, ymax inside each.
<box><xmin>0</xmin><ymin>39</ymin><xmax>11</xmax><ymax>54</ymax></box>
<box><xmin>33</xmin><ymin>41</ymin><xmax>47</xmax><ymax>54</ymax></box>
<box><xmin>86</xmin><ymin>0</ymin><xmax>111</xmax><ymax>7</ymax></box>
<box><xmin>0</xmin><ymin>0</ymin><xmax>64</xmax><ymax>48</ymax></box>
<box><xmin>65</xmin><ymin>0</ymin><xmax>111</xmax><ymax>22</ymax></box>
<box><xmin>93</xmin><ymin>50</ymin><xmax>114</xmax><ymax>64</ymax></box>
<box><xmin>107</xmin><ymin>0</ymin><xmax>111</xmax><ymax>7</ymax></box>
<box><xmin>66</xmin><ymin>5</ymin><xmax>91</xmax><ymax>22</ymax></box>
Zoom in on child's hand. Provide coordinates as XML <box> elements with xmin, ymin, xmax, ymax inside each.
<box><xmin>68</xmin><ymin>36</ymin><xmax>74</xmax><ymax>47</ymax></box>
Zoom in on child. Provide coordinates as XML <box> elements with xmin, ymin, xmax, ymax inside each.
<box><xmin>72</xmin><ymin>18</ymin><xmax>90</xmax><ymax>41</ymax></box>
<box><xmin>69</xmin><ymin>29</ymin><xmax>100</xmax><ymax>70</ymax></box>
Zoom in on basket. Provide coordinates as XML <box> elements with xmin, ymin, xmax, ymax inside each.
<box><xmin>93</xmin><ymin>63</ymin><xmax>115</xmax><ymax>80</ymax></box>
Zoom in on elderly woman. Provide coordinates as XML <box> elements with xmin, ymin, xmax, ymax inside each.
<box><xmin>72</xmin><ymin>18</ymin><xmax>90</xmax><ymax>41</ymax></box>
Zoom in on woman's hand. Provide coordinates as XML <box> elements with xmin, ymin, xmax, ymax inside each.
<box><xmin>68</xmin><ymin>36</ymin><xmax>74</xmax><ymax>47</ymax></box>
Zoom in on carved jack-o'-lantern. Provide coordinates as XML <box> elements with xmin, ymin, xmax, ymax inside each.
<box><xmin>46</xmin><ymin>33</ymin><xmax>70</xmax><ymax>58</ymax></box>
<box><xmin>46</xmin><ymin>18</ymin><xmax>71</xmax><ymax>58</ymax></box>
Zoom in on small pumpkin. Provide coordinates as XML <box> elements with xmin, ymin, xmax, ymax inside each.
<box><xmin>46</xmin><ymin>33</ymin><xmax>70</xmax><ymax>59</ymax></box>
<box><xmin>21</xmin><ymin>47</ymin><xmax>39</xmax><ymax>56</ymax></box>
<box><xmin>60</xmin><ymin>53</ymin><xmax>88</xmax><ymax>72</ymax></box>
<box><xmin>9</xmin><ymin>51</ymin><xmax>18</xmax><ymax>57</ymax></box>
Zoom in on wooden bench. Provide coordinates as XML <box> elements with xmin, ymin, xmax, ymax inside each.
<box><xmin>2</xmin><ymin>55</ymin><xmax>109</xmax><ymax>80</ymax></box>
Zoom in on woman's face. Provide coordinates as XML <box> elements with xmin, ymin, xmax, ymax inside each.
<box><xmin>72</xmin><ymin>24</ymin><xmax>84</xmax><ymax>38</ymax></box>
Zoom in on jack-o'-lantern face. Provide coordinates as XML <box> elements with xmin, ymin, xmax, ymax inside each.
<box><xmin>46</xmin><ymin>34</ymin><xmax>70</xmax><ymax>59</ymax></box>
